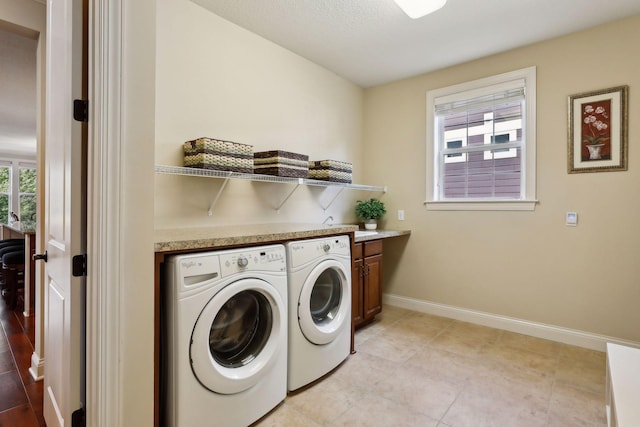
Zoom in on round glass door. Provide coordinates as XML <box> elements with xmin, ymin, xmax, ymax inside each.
<box><xmin>298</xmin><ymin>260</ymin><xmax>350</xmax><ymax>345</ymax></box>
<box><xmin>209</xmin><ymin>290</ymin><xmax>272</xmax><ymax>368</ymax></box>
<box><xmin>190</xmin><ymin>279</ymin><xmax>284</xmax><ymax>395</ymax></box>
<box><xmin>309</xmin><ymin>269</ymin><xmax>342</xmax><ymax>325</ymax></box>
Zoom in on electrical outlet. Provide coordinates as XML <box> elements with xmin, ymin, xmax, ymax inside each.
<box><xmin>397</xmin><ymin>210</ymin><xmax>405</xmax><ymax>221</ymax></box>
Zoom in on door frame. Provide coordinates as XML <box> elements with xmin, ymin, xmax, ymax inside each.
<box><xmin>86</xmin><ymin>0</ymin><xmax>156</xmax><ymax>425</ymax></box>
<box><xmin>85</xmin><ymin>1</ymin><xmax>122</xmax><ymax>425</ymax></box>
<box><xmin>2</xmin><ymin>0</ymin><xmax>155</xmax><ymax>425</ymax></box>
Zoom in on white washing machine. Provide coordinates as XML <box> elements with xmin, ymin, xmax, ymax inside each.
<box><xmin>286</xmin><ymin>235</ymin><xmax>351</xmax><ymax>391</ymax></box>
<box><xmin>164</xmin><ymin>244</ymin><xmax>287</xmax><ymax>427</ymax></box>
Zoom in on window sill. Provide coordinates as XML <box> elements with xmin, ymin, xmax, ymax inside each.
<box><xmin>425</xmin><ymin>199</ymin><xmax>538</xmax><ymax>211</ymax></box>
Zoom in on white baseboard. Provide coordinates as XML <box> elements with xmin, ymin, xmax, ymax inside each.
<box><xmin>383</xmin><ymin>293</ymin><xmax>640</xmax><ymax>352</ymax></box>
<box><xmin>29</xmin><ymin>351</ymin><xmax>44</xmax><ymax>381</ymax></box>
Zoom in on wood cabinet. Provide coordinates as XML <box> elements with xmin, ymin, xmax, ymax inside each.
<box><xmin>1</xmin><ymin>224</ymin><xmax>27</xmax><ymax>239</ymax></box>
<box><xmin>352</xmin><ymin>239</ymin><xmax>383</xmax><ymax>330</ymax></box>
<box><xmin>0</xmin><ymin>224</ymin><xmax>36</xmax><ymax>314</ymax></box>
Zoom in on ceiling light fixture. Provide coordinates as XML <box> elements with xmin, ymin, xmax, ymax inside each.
<box><xmin>393</xmin><ymin>0</ymin><xmax>447</xmax><ymax>19</ymax></box>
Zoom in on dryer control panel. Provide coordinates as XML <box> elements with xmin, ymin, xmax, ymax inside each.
<box><xmin>287</xmin><ymin>235</ymin><xmax>351</xmax><ymax>268</ymax></box>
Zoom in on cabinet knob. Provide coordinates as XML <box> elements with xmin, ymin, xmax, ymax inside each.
<box><xmin>361</xmin><ymin>264</ymin><xmax>368</xmax><ymax>277</ymax></box>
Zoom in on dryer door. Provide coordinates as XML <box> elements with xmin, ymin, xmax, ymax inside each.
<box><xmin>190</xmin><ymin>278</ymin><xmax>285</xmax><ymax>395</ymax></box>
<box><xmin>298</xmin><ymin>259</ymin><xmax>350</xmax><ymax>345</ymax></box>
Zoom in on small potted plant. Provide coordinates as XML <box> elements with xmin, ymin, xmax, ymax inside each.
<box><xmin>355</xmin><ymin>198</ymin><xmax>386</xmax><ymax>230</ymax></box>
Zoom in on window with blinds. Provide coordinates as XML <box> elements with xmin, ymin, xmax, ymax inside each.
<box><xmin>426</xmin><ymin>67</ymin><xmax>537</xmax><ymax>210</ymax></box>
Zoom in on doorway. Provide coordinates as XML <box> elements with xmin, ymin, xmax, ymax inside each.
<box><xmin>0</xmin><ymin>9</ymin><xmax>45</xmax><ymax>426</ymax></box>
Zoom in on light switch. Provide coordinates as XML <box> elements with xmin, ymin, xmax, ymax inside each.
<box><xmin>397</xmin><ymin>210</ymin><xmax>405</xmax><ymax>221</ymax></box>
<box><xmin>566</xmin><ymin>212</ymin><xmax>578</xmax><ymax>226</ymax></box>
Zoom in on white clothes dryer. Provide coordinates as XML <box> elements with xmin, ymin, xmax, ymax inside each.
<box><xmin>286</xmin><ymin>235</ymin><xmax>351</xmax><ymax>391</ymax></box>
<box><xmin>163</xmin><ymin>245</ymin><xmax>287</xmax><ymax>427</ymax></box>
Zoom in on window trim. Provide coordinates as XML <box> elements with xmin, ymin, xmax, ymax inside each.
<box><xmin>425</xmin><ymin>66</ymin><xmax>537</xmax><ymax>211</ymax></box>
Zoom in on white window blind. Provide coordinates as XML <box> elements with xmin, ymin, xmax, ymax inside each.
<box><xmin>426</xmin><ymin>67</ymin><xmax>537</xmax><ymax>211</ymax></box>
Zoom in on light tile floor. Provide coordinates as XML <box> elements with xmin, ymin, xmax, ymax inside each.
<box><xmin>257</xmin><ymin>305</ymin><xmax>607</xmax><ymax>427</ymax></box>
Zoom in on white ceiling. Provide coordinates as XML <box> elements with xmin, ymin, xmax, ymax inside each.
<box><xmin>193</xmin><ymin>0</ymin><xmax>640</xmax><ymax>87</ymax></box>
<box><xmin>0</xmin><ymin>27</ymin><xmax>37</xmax><ymax>158</ymax></box>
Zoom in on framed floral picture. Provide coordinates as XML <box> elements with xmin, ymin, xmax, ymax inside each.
<box><xmin>568</xmin><ymin>85</ymin><xmax>628</xmax><ymax>173</ymax></box>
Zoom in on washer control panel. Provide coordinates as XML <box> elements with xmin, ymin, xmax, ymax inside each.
<box><xmin>220</xmin><ymin>245</ymin><xmax>286</xmax><ymax>276</ymax></box>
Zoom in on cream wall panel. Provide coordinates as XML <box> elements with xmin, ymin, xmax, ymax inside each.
<box><xmin>364</xmin><ymin>14</ymin><xmax>640</xmax><ymax>342</ymax></box>
<box><xmin>155</xmin><ymin>0</ymin><xmax>365</xmax><ymax>229</ymax></box>
<box><xmin>120</xmin><ymin>0</ymin><xmax>157</xmax><ymax>425</ymax></box>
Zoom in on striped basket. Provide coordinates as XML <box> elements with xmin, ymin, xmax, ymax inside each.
<box><xmin>254</xmin><ymin>150</ymin><xmax>309</xmax><ymax>178</ymax></box>
<box><xmin>308</xmin><ymin>159</ymin><xmax>353</xmax><ymax>183</ymax></box>
<box><xmin>183</xmin><ymin>137</ymin><xmax>253</xmax><ymax>173</ymax></box>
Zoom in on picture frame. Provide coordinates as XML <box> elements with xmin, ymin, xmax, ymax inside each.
<box><xmin>568</xmin><ymin>85</ymin><xmax>628</xmax><ymax>173</ymax></box>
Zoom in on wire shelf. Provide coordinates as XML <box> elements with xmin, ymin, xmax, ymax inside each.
<box><xmin>154</xmin><ymin>165</ymin><xmax>387</xmax><ymax>193</ymax></box>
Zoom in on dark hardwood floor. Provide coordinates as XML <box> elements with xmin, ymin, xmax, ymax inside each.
<box><xmin>0</xmin><ymin>296</ymin><xmax>44</xmax><ymax>426</ymax></box>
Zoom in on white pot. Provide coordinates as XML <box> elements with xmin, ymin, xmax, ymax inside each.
<box><xmin>364</xmin><ymin>219</ymin><xmax>377</xmax><ymax>230</ymax></box>
<box><xmin>586</xmin><ymin>143</ymin><xmax>605</xmax><ymax>160</ymax></box>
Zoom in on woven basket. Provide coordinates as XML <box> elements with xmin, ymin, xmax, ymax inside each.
<box><xmin>308</xmin><ymin>160</ymin><xmax>353</xmax><ymax>183</ymax></box>
<box><xmin>183</xmin><ymin>137</ymin><xmax>253</xmax><ymax>173</ymax></box>
<box><xmin>254</xmin><ymin>150</ymin><xmax>309</xmax><ymax>178</ymax></box>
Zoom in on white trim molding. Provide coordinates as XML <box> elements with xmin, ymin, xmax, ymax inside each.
<box><xmin>29</xmin><ymin>352</ymin><xmax>45</xmax><ymax>381</ymax></box>
<box><xmin>86</xmin><ymin>0</ymin><xmax>123</xmax><ymax>425</ymax></box>
<box><xmin>383</xmin><ymin>293</ymin><xmax>640</xmax><ymax>351</ymax></box>
<box><xmin>425</xmin><ymin>199</ymin><xmax>538</xmax><ymax>211</ymax></box>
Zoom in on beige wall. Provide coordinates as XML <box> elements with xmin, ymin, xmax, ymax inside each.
<box><xmin>364</xmin><ymin>14</ymin><xmax>640</xmax><ymax>343</ymax></box>
<box><xmin>154</xmin><ymin>0</ymin><xmax>365</xmax><ymax>229</ymax></box>
<box><xmin>0</xmin><ymin>0</ymin><xmax>44</xmax><ymax>35</ymax></box>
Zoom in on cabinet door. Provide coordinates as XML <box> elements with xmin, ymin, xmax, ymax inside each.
<box><xmin>351</xmin><ymin>258</ymin><xmax>364</xmax><ymax>327</ymax></box>
<box><xmin>364</xmin><ymin>253</ymin><xmax>383</xmax><ymax>319</ymax></box>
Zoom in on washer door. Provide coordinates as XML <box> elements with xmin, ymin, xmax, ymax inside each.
<box><xmin>190</xmin><ymin>278</ymin><xmax>284</xmax><ymax>395</ymax></box>
<box><xmin>298</xmin><ymin>260</ymin><xmax>350</xmax><ymax>345</ymax></box>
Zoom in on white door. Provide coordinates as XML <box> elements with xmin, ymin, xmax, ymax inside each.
<box><xmin>41</xmin><ymin>0</ymin><xmax>87</xmax><ymax>425</ymax></box>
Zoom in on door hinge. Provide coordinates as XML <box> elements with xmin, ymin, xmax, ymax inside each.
<box><xmin>73</xmin><ymin>99</ymin><xmax>89</xmax><ymax>122</ymax></box>
<box><xmin>72</xmin><ymin>254</ymin><xmax>87</xmax><ymax>277</ymax></box>
<box><xmin>71</xmin><ymin>407</ymin><xmax>85</xmax><ymax>427</ymax></box>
